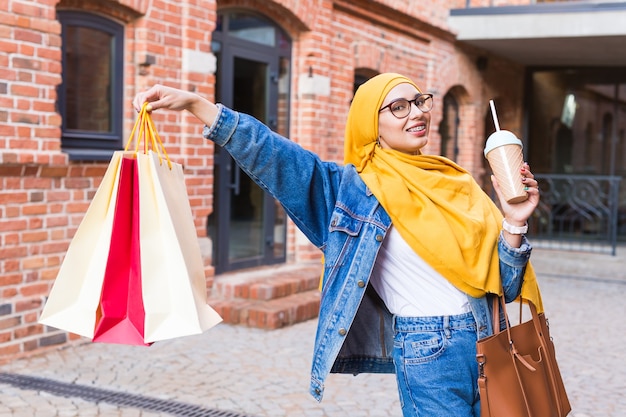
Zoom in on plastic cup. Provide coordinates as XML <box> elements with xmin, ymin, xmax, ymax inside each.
<box><xmin>484</xmin><ymin>130</ymin><xmax>528</xmax><ymax>204</ymax></box>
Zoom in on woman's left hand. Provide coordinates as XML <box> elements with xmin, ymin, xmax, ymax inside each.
<box><xmin>492</xmin><ymin>162</ymin><xmax>540</xmax><ymax>227</ymax></box>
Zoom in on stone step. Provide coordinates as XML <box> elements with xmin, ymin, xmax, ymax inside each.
<box><xmin>208</xmin><ymin>289</ymin><xmax>321</xmax><ymax>330</ymax></box>
<box><xmin>211</xmin><ymin>263</ymin><xmax>322</xmax><ymax>301</ymax></box>
<box><xmin>207</xmin><ymin>263</ymin><xmax>323</xmax><ymax>330</ymax></box>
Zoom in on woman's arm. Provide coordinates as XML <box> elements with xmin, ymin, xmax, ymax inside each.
<box><xmin>209</xmin><ymin>107</ymin><xmax>342</xmax><ymax>247</ymax></box>
<box><xmin>133</xmin><ymin>86</ymin><xmax>341</xmax><ymax>248</ymax></box>
<box><xmin>490</xmin><ymin>162</ymin><xmax>539</xmax><ymax>301</ymax></box>
<box><xmin>498</xmin><ymin>234</ymin><xmax>531</xmax><ymax>302</ymax></box>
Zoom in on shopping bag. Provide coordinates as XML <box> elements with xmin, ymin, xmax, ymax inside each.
<box><xmin>92</xmin><ymin>155</ymin><xmax>150</xmax><ymax>346</ymax></box>
<box><xmin>476</xmin><ymin>295</ymin><xmax>571</xmax><ymax>417</ymax></box>
<box><xmin>138</xmin><ymin>117</ymin><xmax>222</xmax><ymax>342</ymax></box>
<box><xmin>39</xmin><ymin>152</ymin><xmax>124</xmax><ymax>338</ymax></box>
<box><xmin>41</xmin><ymin>103</ymin><xmax>221</xmax><ymax>344</ymax></box>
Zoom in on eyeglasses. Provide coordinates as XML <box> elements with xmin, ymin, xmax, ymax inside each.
<box><xmin>378</xmin><ymin>94</ymin><xmax>434</xmax><ymax>118</ymax></box>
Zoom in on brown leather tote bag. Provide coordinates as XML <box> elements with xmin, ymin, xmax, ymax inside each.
<box><xmin>476</xmin><ymin>295</ymin><xmax>571</xmax><ymax>417</ymax></box>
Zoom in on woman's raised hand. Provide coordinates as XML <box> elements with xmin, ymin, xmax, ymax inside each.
<box><xmin>133</xmin><ymin>84</ymin><xmax>219</xmax><ymax>126</ymax></box>
<box><xmin>492</xmin><ymin>162</ymin><xmax>540</xmax><ymax>247</ymax></box>
<box><xmin>493</xmin><ymin>162</ymin><xmax>540</xmax><ymax>226</ymax></box>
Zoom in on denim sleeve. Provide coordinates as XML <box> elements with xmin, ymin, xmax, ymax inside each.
<box><xmin>203</xmin><ymin>104</ymin><xmax>341</xmax><ymax>248</ymax></box>
<box><xmin>498</xmin><ymin>232</ymin><xmax>532</xmax><ymax>302</ymax></box>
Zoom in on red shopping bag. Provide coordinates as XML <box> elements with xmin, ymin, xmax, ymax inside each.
<box><xmin>92</xmin><ymin>155</ymin><xmax>150</xmax><ymax>346</ymax></box>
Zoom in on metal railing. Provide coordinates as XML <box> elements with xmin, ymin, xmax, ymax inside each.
<box><xmin>530</xmin><ymin>174</ymin><xmax>622</xmax><ymax>255</ymax></box>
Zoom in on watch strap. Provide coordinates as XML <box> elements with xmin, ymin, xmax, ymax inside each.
<box><xmin>502</xmin><ymin>219</ymin><xmax>528</xmax><ymax>235</ymax></box>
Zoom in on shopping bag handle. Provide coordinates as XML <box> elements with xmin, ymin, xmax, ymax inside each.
<box><xmin>125</xmin><ymin>103</ymin><xmax>172</xmax><ymax>169</ymax></box>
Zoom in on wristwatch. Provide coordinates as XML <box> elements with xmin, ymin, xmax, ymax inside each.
<box><xmin>502</xmin><ymin>219</ymin><xmax>528</xmax><ymax>235</ymax></box>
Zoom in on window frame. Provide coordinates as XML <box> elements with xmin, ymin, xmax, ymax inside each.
<box><xmin>58</xmin><ymin>11</ymin><xmax>124</xmax><ymax>161</ymax></box>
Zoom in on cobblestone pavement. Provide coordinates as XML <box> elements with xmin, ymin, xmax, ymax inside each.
<box><xmin>1</xmin><ymin>247</ymin><xmax>625</xmax><ymax>416</ymax></box>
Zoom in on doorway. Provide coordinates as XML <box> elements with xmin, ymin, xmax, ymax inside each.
<box><xmin>209</xmin><ymin>11</ymin><xmax>291</xmax><ymax>273</ymax></box>
<box><xmin>527</xmin><ymin>67</ymin><xmax>626</xmax><ymax>248</ymax></box>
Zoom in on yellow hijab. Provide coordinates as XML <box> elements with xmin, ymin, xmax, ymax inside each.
<box><xmin>344</xmin><ymin>73</ymin><xmax>542</xmax><ymax>311</ymax></box>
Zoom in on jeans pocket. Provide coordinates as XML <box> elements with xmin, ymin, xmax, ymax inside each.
<box><xmin>400</xmin><ymin>330</ymin><xmax>446</xmax><ymax>365</ymax></box>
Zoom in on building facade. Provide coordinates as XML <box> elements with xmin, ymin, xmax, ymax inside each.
<box><xmin>1</xmin><ymin>0</ymin><xmax>625</xmax><ymax>358</ymax></box>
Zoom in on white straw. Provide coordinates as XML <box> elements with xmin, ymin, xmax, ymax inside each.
<box><xmin>489</xmin><ymin>99</ymin><xmax>500</xmax><ymax>131</ymax></box>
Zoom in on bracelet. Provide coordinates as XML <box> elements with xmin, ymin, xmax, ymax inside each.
<box><xmin>502</xmin><ymin>219</ymin><xmax>528</xmax><ymax>235</ymax></box>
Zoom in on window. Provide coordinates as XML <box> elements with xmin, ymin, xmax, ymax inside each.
<box><xmin>58</xmin><ymin>11</ymin><xmax>124</xmax><ymax>160</ymax></box>
<box><xmin>441</xmin><ymin>93</ymin><xmax>459</xmax><ymax>162</ymax></box>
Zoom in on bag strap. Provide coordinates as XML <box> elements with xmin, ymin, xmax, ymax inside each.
<box><xmin>490</xmin><ymin>294</ymin><xmax>536</xmax><ymax>414</ymax></box>
<box><xmin>125</xmin><ymin>103</ymin><xmax>173</xmax><ymax>169</ymax></box>
<box><xmin>492</xmin><ymin>294</ymin><xmax>537</xmax><ymax>371</ymax></box>
<box><xmin>525</xmin><ymin>298</ymin><xmax>567</xmax><ymax>417</ymax></box>
<box><xmin>477</xmin><ymin>376</ymin><xmax>491</xmax><ymax>416</ymax></box>
<box><xmin>491</xmin><ymin>294</ymin><xmax>500</xmax><ymax>335</ymax></box>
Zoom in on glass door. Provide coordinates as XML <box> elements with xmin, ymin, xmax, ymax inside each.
<box><xmin>210</xmin><ymin>12</ymin><xmax>290</xmax><ymax>273</ymax></box>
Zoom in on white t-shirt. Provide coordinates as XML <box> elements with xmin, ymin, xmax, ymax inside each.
<box><xmin>369</xmin><ymin>226</ymin><xmax>471</xmax><ymax>317</ymax></box>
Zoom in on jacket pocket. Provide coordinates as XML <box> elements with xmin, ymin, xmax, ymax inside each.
<box><xmin>322</xmin><ymin>207</ymin><xmax>365</xmax><ymax>287</ymax></box>
<box><xmin>329</xmin><ymin>207</ymin><xmax>364</xmax><ymax>236</ymax></box>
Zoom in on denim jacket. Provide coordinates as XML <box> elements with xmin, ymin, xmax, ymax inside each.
<box><xmin>204</xmin><ymin>105</ymin><xmax>532</xmax><ymax>402</ymax></box>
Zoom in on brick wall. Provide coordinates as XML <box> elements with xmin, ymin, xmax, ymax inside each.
<box><xmin>1</xmin><ymin>0</ymin><xmax>65</xmax><ymax>358</ymax></box>
<box><xmin>1</xmin><ymin>0</ymin><xmax>529</xmax><ymax>360</ymax></box>
<box><xmin>0</xmin><ymin>0</ymin><xmax>220</xmax><ymax>359</ymax></box>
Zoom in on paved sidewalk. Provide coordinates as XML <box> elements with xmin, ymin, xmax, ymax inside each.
<box><xmin>1</xmin><ymin>247</ymin><xmax>625</xmax><ymax>416</ymax></box>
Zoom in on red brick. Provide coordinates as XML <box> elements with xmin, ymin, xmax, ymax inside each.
<box><xmin>20</xmin><ymin>282</ymin><xmax>48</xmax><ymax>298</ymax></box>
<box><xmin>22</xmin><ymin>257</ymin><xmax>45</xmax><ymax>270</ymax></box>
<box><xmin>65</xmin><ymin>178</ymin><xmax>91</xmax><ymax>189</ymax></box>
<box><xmin>0</xmin><ymin>343</ymin><xmax>20</xmax><ymax>356</ymax></box>
<box><xmin>66</xmin><ymin>202</ymin><xmax>89</xmax><ymax>213</ymax></box>
<box><xmin>2</xmin><ymin>177</ymin><xmax>23</xmax><ymax>191</ymax></box>
<box><xmin>11</xmin><ymin>87</ymin><xmax>42</xmax><ymax>102</ymax></box>
<box><xmin>22</xmin><ymin>204</ymin><xmax>48</xmax><ymax>216</ymax></box>
<box><xmin>14</xmin><ymin>28</ymin><xmax>43</xmax><ymax>44</ymax></box>
<box><xmin>2</xmin><ymin>288</ymin><xmax>18</xmax><ymax>298</ymax></box>
<box><xmin>28</xmin><ymin>217</ymin><xmax>43</xmax><ymax>230</ymax></box>
<box><xmin>0</xmin><ymin>218</ymin><xmax>28</xmax><ymax>231</ymax></box>
<box><xmin>3</xmin><ymin>259</ymin><xmax>20</xmax><ymax>272</ymax></box>
<box><xmin>0</xmin><ymin>332</ymin><xmax>12</xmax><ymax>344</ymax></box>
<box><xmin>0</xmin><ymin>165</ymin><xmax>24</xmax><ymax>176</ymax></box>
<box><xmin>0</xmin><ymin>316</ymin><xmax>21</xmax><ymax>330</ymax></box>
<box><xmin>14</xmin><ymin>325</ymin><xmax>43</xmax><ymax>339</ymax></box>
<box><xmin>30</xmin><ymin>191</ymin><xmax>45</xmax><ymax>202</ymax></box>
<box><xmin>46</xmin><ymin>190</ymin><xmax>70</xmax><ymax>201</ymax></box>
<box><xmin>24</xmin><ymin>312</ymin><xmax>39</xmax><ymax>323</ymax></box>
<box><xmin>11</xmin><ymin>2</ymin><xmax>46</xmax><ymax>18</ymax></box>
<box><xmin>39</xmin><ymin>166</ymin><xmax>67</xmax><ymax>177</ymax></box>
<box><xmin>23</xmin><ymin>339</ymin><xmax>39</xmax><ymax>352</ymax></box>
<box><xmin>41</xmin><ymin>268</ymin><xmax>60</xmax><ymax>281</ymax></box>
<box><xmin>22</xmin><ymin>230</ymin><xmax>48</xmax><ymax>243</ymax></box>
<box><xmin>44</xmin><ymin>216</ymin><xmax>69</xmax><ymax>228</ymax></box>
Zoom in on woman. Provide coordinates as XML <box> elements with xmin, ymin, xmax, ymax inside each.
<box><xmin>134</xmin><ymin>73</ymin><xmax>542</xmax><ymax>417</ymax></box>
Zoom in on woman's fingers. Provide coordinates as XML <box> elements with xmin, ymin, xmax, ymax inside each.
<box><xmin>132</xmin><ymin>84</ymin><xmax>171</xmax><ymax>112</ymax></box>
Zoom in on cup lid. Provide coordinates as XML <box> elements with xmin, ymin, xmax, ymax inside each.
<box><xmin>484</xmin><ymin>130</ymin><xmax>523</xmax><ymax>157</ymax></box>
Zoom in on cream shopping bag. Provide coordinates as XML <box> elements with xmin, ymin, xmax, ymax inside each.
<box><xmin>137</xmin><ymin>111</ymin><xmax>221</xmax><ymax>343</ymax></box>
<box><xmin>39</xmin><ymin>152</ymin><xmax>124</xmax><ymax>338</ymax></box>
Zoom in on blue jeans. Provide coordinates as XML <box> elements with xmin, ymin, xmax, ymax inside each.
<box><xmin>392</xmin><ymin>312</ymin><xmax>480</xmax><ymax>417</ymax></box>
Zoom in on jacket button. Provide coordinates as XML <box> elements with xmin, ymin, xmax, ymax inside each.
<box><xmin>338</xmin><ymin>328</ymin><xmax>347</xmax><ymax>336</ymax></box>
<box><xmin>375</xmin><ymin>234</ymin><xmax>383</xmax><ymax>242</ymax></box>
<box><xmin>357</xmin><ymin>280</ymin><xmax>365</xmax><ymax>288</ymax></box>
